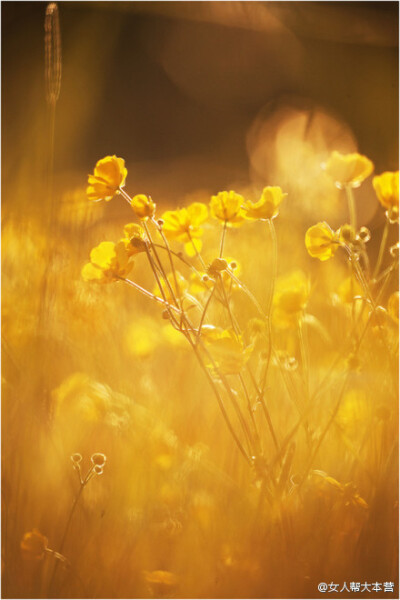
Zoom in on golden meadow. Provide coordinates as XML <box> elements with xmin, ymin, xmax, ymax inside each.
<box><xmin>2</xmin><ymin>3</ymin><xmax>399</xmax><ymax>599</ymax></box>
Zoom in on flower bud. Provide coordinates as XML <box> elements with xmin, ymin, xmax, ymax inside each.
<box><xmin>357</xmin><ymin>226</ymin><xmax>371</xmax><ymax>243</ymax></box>
<box><xmin>71</xmin><ymin>453</ymin><xmax>82</xmax><ymax>464</ymax></box>
<box><xmin>390</xmin><ymin>242</ymin><xmax>399</xmax><ymax>259</ymax></box>
<box><xmin>208</xmin><ymin>258</ymin><xmax>228</xmax><ymax>274</ymax></box>
<box><xmin>338</xmin><ymin>224</ymin><xmax>356</xmax><ymax>244</ymax></box>
<box><xmin>91</xmin><ymin>453</ymin><xmax>107</xmax><ymax>467</ymax></box>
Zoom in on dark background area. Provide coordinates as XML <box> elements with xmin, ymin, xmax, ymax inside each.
<box><xmin>2</xmin><ymin>1</ymin><xmax>398</xmax><ymax>207</ymax></box>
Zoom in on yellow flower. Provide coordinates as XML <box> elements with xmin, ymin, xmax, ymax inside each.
<box><xmin>87</xmin><ymin>155</ymin><xmax>127</xmax><ymax>201</ymax></box>
<box><xmin>305</xmin><ymin>222</ymin><xmax>340</xmax><ymax>261</ymax></box>
<box><xmin>203</xmin><ymin>327</ymin><xmax>253</xmax><ymax>375</ymax></box>
<box><xmin>125</xmin><ymin>318</ymin><xmax>159</xmax><ymax>358</ymax></box>
<box><xmin>388</xmin><ymin>291</ymin><xmax>399</xmax><ymax>323</ymax></box>
<box><xmin>20</xmin><ymin>529</ymin><xmax>48</xmax><ymax>561</ymax></box>
<box><xmin>273</xmin><ymin>270</ymin><xmax>310</xmax><ymax>327</ymax></box>
<box><xmin>130</xmin><ymin>194</ymin><xmax>156</xmax><ymax>220</ymax></box>
<box><xmin>210</xmin><ymin>191</ymin><xmax>246</xmax><ymax>225</ymax></box>
<box><xmin>324</xmin><ymin>151</ymin><xmax>373</xmax><ymax>189</ymax></box>
<box><xmin>81</xmin><ymin>241</ymin><xmax>132</xmax><ymax>283</ymax></box>
<box><xmin>161</xmin><ymin>202</ymin><xmax>208</xmax><ymax>256</ymax></box>
<box><xmin>337</xmin><ymin>276</ymin><xmax>363</xmax><ymax>304</ymax></box>
<box><xmin>244</xmin><ymin>186</ymin><xmax>286</xmax><ymax>220</ymax></box>
<box><xmin>120</xmin><ymin>223</ymin><xmax>147</xmax><ymax>257</ymax></box>
<box><xmin>373</xmin><ymin>171</ymin><xmax>399</xmax><ymax>219</ymax></box>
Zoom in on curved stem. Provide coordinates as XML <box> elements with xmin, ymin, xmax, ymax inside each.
<box><xmin>345</xmin><ymin>185</ymin><xmax>357</xmax><ymax>231</ymax></box>
<box><xmin>373</xmin><ymin>218</ymin><xmax>390</xmax><ymax>279</ymax></box>
<box><xmin>219</xmin><ymin>221</ymin><xmax>227</xmax><ymax>257</ymax></box>
<box><xmin>260</xmin><ymin>219</ymin><xmax>277</xmax><ymax>397</ymax></box>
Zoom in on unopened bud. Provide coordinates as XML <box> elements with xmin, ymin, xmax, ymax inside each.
<box><xmin>390</xmin><ymin>242</ymin><xmax>399</xmax><ymax>259</ymax></box>
<box><xmin>338</xmin><ymin>224</ymin><xmax>356</xmax><ymax>244</ymax></box>
<box><xmin>357</xmin><ymin>226</ymin><xmax>371</xmax><ymax>243</ymax></box>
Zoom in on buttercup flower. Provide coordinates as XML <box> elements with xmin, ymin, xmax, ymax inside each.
<box><xmin>20</xmin><ymin>529</ymin><xmax>48</xmax><ymax>561</ymax></box>
<box><xmin>120</xmin><ymin>223</ymin><xmax>147</xmax><ymax>256</ymax></box>
<box><xmin>210</xmin><ymin>191</ymin><xmax>246</xmax><ymax>225</ymax></box>
<box><xmin>130</xmin><ymin>194</ymin><xmax>156</xmax><ymax>220</ymax></box>
<box><xmin>373</xmin><ymin>171</ymin><xmax>399</xmax><ymax>220</ymax></box>
<box><xmin>273</xmin><ymin>270</ymin><xmax>310</xmax><ymax>327</ymax></box>
<box><xmin>323</xmin><ymin>151</ymin><xmax>373</xmax><ymax>189</ymax></box>
<box><xmin>244</xmin><ymin>186</ymin><xmax>286</xmax><ymax>221</ymax></box>
<box><xmin>81</xmin><ymin>241</ymin><xmax>132</xmax><ymax>283</ymax></box>
<box><xmin>305</xmin><ymin>222</ymin><xmax>340</xmax><ymax>261</ymax></box>
<box><xmin>87</xmin><ymin>155</ymin><xmax>127</xmax><ymax>201</ymax></box>
<box><xmin>161</xmin><ymin>202</ymin><xmax>208</xmax><ymax>256</ymax></box>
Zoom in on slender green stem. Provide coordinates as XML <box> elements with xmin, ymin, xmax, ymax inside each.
<box><xmin>260</xmin><ymin>219</ymin><xmax>277</xmax><ymax>397</ymax></box>
<box><xmin>152</xmin><ymin>218</ymin><xmax>182</xmax><ymax>310</ymax></box>
<box><xmin>186</xmin><ymin>335</ymin><xmax>251</xmax><ymax>464</ymax></box>
<box><xmin>188</xmin><ymin>231</ymin><xmax>207</xmax><ymax>269</ymax></box>
<box><xmin>120</xmin><ymin>278</ymin><xmax>181</xmax><ymax>314</ymax></box>
<box><xmin>345</xmin><ymin>185</ymin><xmax>357</xmax><ymax>231</ymax></box>
<box><xmin>195</xmin><ymin>284</ymin><xmax>217</xmax><ymax>342</ymax></box>
<box><xmin>298</xmin><ymin>314</ymin><xmax>310</xmax><ymax>401</ymax></box>
<box><xmin>219</xmin><ymin>221</ymin><xmax>227</xmax><ymax>257</ymax></box>
<box><xmin>48</xmin><ymin>481</ymin><xmax>85</xmax><ymax>595</ymax></box>
<box><xmin>373</xmin><ymin>218</ymin><xmax>390</xmax><ymax>279</ymax></box>
<box><xmin>298</xmin><ymin>373</ymin><xmax>350</xmax><ymax>489</ymax></box>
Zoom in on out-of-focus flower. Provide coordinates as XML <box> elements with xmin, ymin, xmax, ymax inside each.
<box><xmin>81</xmin><ymin>241</ymin><xmax>132</xmax><ymax>283</ymax></box>
<box><xmin>154</xmin><ymin>271</ymin><xmax>188</xmax><ymax>303</ymax></box>
<box><xmin>87</xmin><ymin>156</ymin><xmax>127</xmax><ymax>201</ymax></box>
<box><xmin>210</xmin><ymin>191</ymin><xmax>246</xmax><ymax>225</ymax></box>
<box><xmin>203</xmin><ymin>327</ymin><xmax>253</xmax><ymax>375</ymax></box>
<box><xmin>337</xmin><ymin>276</ymin><xmax>363</xmax><ymax>304</ymax></box>
<box><xmin>244</xmin><ymin>186</ymin><xmax>286</xmax><ymax>221</ymax></box>
<box><xmin>388</xmin><ymin>291</ymin><xmax>399</xmax><ymax>323</ymax></box>
<box><xmin>336</xmin><ymin>389</ymin><xmax>369</xmax><ymax>433</ymax></box>
<box><xmin>273</xmin><ymin>270</ymin><xmax>310</xmax><ymax>327</ymax></box>
<box><xmin>120</xmin><ymin>223</ymin><xmax>147</xmax><ymax>257</ymax></box>
<box><xmin>125</xmin><ymin>318</ymin><xmax>160</xmax><ymax>358</ymax></box>
<box><xmin>20</xmin><ymin>530</ymin><xmax>48</xmax><ymax>561</ymax></box>
<box><xmin>373</xmin><ymin>171</ymin><xmax>399</xmax><ymax>220</ymax></box>
<box><xmin>305</xmin><ymin>222</ymin><xmax>339</xmax><ymax>261</ymax></box>
<box><xmin>52</xmin><ymin>373</ymin><xmax>131</xmax><ymax>429</ymax></box>
<box><xmin>323</xmin><ymin>151</ymin><xmax>373</xmax><ymax>189</ymax></box>
<box><xmin>131</xmin><ymin>194</ymin><xmax>156</xmax><ymax>220</ymax></box>
<box><xmin>161</xmin><ymin>203</ymin><xmax>208</xmax><ymax>256</ymax></box>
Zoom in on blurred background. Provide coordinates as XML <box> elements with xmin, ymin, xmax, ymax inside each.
<box><xmin>2</xmin><ymin>1</ymin><xmax>398</xmax><ymax>209</ymax></box>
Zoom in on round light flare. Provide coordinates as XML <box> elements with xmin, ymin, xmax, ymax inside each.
<box><xmin>247</xmin><ymin>102</ymin><xmax>378</xmax><ymax>225</ymax></box>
